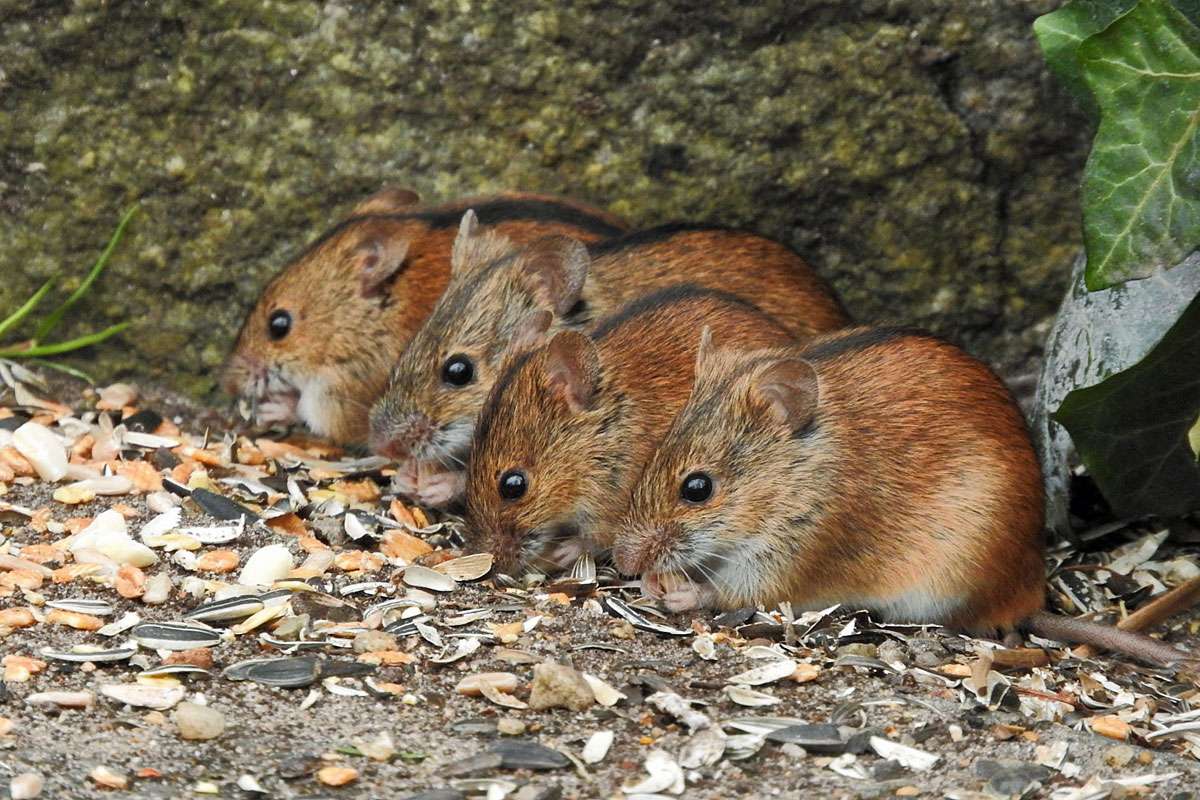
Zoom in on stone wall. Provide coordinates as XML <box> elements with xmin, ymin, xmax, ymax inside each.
<box><xmin>0</xmin><ymin>0</ymin><xmax>1086</xmax><ymax>396</ymax></box>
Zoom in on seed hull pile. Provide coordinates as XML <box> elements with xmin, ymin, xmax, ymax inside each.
<box><xmin>1</xmin><ymin>373</ymin><xmax>1199</xmax><ymax>799</ymax></box>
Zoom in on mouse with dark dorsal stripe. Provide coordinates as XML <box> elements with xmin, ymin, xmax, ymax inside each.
<box><xmin>464</xmin><ymin>287</ymin><xmax>796</xmax><ymax>575</ymax></box>
<box><xmin>614</xmin><ymin>327</ymin><xmax>1198</xmax><ymax>667</ymax></box>
<box><xmin>223</xmin><ymin>187</ymin><xmax>627</xmax><ymax>444</ymax></box>
<box><xmin>368</xmin><ymin>220</ymin><xmax>850</xmax><ymax>507</ymax></box>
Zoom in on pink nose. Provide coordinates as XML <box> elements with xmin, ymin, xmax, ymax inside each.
<box><xmin>369</xmin><ymin>413</ymin><xmax>434</xmax><ymax>460</ymax></box>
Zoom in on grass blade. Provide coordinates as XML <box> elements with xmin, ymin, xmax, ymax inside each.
<box><xmin>0</xmin><ymin>278</ymin><xmax>57</xmax><ymax>341</ymax></box>
<box><xmin>0</xmin><ymin>322</ymin><xmax>131</xmax><ymax>359</ymax></box>
<box><xmin>28</xmin><ymin>358</ymin><xmax>96</xmax><ymax>384</ymax></box>
<box><xmin>34</xmin><ymin>204</ymin><xmax>138</xmax><ymax>342</ymax></box>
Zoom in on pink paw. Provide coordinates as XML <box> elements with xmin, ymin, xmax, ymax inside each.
<box><xmin>392</xmin><ymin>459</ymin><xmax>420</xmax><ymax>498</ymax></box>
<box><xmin>257</xmin><ymin>394</ymin><xmax>299</xmax><ymax>426</ymax></box>
<box><xmin>641</xmin><ymin>572</ymin><xmax>716</xmax><ymax>612</ymax></box>
<box><xmin>415</xmin><ymin>467</ymin><xmax>466</xmax><ymax>508</ymax></box>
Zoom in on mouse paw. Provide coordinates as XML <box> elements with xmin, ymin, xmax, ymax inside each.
<box><xmin>257</xmin><ymin>394</ymin><xmax>299</xmax><ymax>426</ymax></box>
<box><xmin>642</xmin><ymin>573</ymin><xmax>716</xmax><ymax>613</ymax></box>
<box><xmin>415</xmin><ymin>468</ymin><xmax>466</xmax><ymax>508</ymax></box>
<box><xmin>391</xmin><ymin>460</ymin><xmax>420</xmax><ymax>498</ymax></box>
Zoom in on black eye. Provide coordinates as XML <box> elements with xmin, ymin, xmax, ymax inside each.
<box><xmin>268</xmin><ymin>310</ymin><xmax>292</xmax><ymax>341</ymax></box>
<box><xmin>499</xmin><ymin>469</ymin><xmax>527</xmax><ymax>501</ymax></box>
<box><xmin>680</xmin><ymin>472</ymin><xmax>713</xmax><ymax>504</ymax></box>
<box><xmin>442</xmin><ymin>354</ymin><xmax>474</xmax><ymax>387</ymax></box>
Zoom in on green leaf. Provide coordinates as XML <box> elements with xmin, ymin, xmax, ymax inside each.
<box><xmin>1053</xmin><ymin>290</ymin><xmax>1200</xmax><ymax>518</ymax></box>
<box><xmin>0</xmin><ymin>277</ymin><xmax>56</xmax><ymax>341</ymax></box>
<box><xmin>1034</xmin><ymin>0</ymin><xmax>1138</xmax><ymax>114</ymax></box>
<box><xmin>27</xmin><ymin>358</ymin><xmax>96</xmax><ymax>384</ymax></box>
<box><xmin>1078</xmin><ymin>0</ymin><xmax>1200</xmax><ymax>290</ymax></box>
<box><xmin>34</xmin><ymin>204</ymin><xmax>137</xmax><ymax>343</ymax></box>
<box><xmin>0</xmin><ymin>322</ymin><xmax>130</xmax><ymax>359</ymax></box>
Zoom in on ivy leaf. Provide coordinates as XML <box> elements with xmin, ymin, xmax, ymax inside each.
<box><xmin>1053</xmin><ymin>290</ymin><xmax>1200</xmax><ymax>518</ymax></box>
<box><xmin>1078</xmin><ymin>0</ymin><xmax>1200</xmax><ymax>290</ymax></box>
<box><xmin>1033</xmin><ymin>0</ymin><xmax>1138</xmax><ymax>114</ymax></box>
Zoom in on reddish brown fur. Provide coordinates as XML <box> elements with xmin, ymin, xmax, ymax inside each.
<box><xmin>464</xmin><ymin>290</ymin><xmax>795</xmax><ymax>575</ymax></box>
<box><xmin>222</xmin><ymin>189</ymin><xmax>626</xmax><ymax>444</ymax></box>
<box><xmin>370</xmin><ymin>224</ymin><xmax>850</xmax><ymax>506</ymax></box>
<box><xmin>616</xmin><ymin>328</ymin><xmax>1047</xmax><ymax>633</ymax></box>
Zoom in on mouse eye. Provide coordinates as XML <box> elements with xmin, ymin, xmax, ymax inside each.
<box><xmin>441</xmin><ymin>354</ymin><xmax>475</xmax><ymax>387</ymax></box>
<box><xmin>268</xmin><ymin>310</ymin><xmax>292</xmax><ymax>341</ymax></box>
<box><xmin>680</xmin><ymin>472</ymin><xmax>714</xmax><ymax>504</ymax></box>
<box><xmin>498</xmin><ymin>469</ymin><xmax>527</xmax><ymax>501</ymax></box>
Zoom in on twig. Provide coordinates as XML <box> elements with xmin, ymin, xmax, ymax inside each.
<box><xmin>1074</xmin><ymin>574</ymin><xmax>1200</xmax><ymax>659</ymax></box>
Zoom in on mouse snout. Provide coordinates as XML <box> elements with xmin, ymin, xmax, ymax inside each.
<box><xmin>613</xmin><ymin>520</ymin><xmax>684</xmax><ymax>577</ymax></box>
<box><xmin>369</xmin><ymin>411</ymin><xmax>436</xmax><ymax>460</ymax></box>
<box><xmin>221</xmin><ymin>352</ymin><xmax>263</xmax><ymax>397</ymax></box>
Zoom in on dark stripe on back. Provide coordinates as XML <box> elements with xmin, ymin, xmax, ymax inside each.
<box><xmin>590</xmin><ymin>284</ymin><xmax>771</xmax><ymax>341</ymax></box>
<box><xmin>587</xmin><ymin>222</ymin><xmax>750</xmax><ymax>257</ymax></box>
<box><xmin>285</xmin><ymin>198</ymin><xmax>624</xmax><ymax>270</ymax></box>
<box><xmin>800</xmin><ymin>327</ymin><xmax>935</xmax><ymax>362</ymax></box>
<box><xmin>473</xmin><ymin>348</ymin><xmax>538</xmax><ymax>448</ymax></box>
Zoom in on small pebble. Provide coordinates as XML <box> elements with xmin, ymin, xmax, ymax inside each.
<box><xmin>352</xmin><ymin>630</ymin><xmax>398</xmax><ymax>654</ymax></box>
<box><xmin>9</xmin><ymin>771</ymin><xmax>44</xmax><ymax>799</ymax></box>
<box><xmin>528</xmin><ymin>662</ymin><xmax>593</xmax><ymax>712</ymax></box>
<box><xmin>497</xmin><ymin>717</ymin><xmax>527</xmax><ymax>736</ymax></box>
<box><xmin>88</xmin><ymin>766</ymin><xmax>128</xmax><ymax>789</ymax></box>
<box><xmin>1103</xmin><ymin>744</ymin><xmax>1135</xmax><ymax>768</ymax></box>
<box><xmin>316</xmin><ymin>766</ymin><xmax>358</xmax><ymax>787</ymax></box>
<box><xmin>174</xmin><ymin>702</ymin><xmax>225</xmax><ymax>740</ymax></box>
<box><xmin>239</xmin><ymin>544</ymin><xmax>294</xmax><ymax>587</ymax></box>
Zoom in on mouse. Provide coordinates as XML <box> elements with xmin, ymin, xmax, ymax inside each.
<box><xmin>222</xmin><ymin>187</ymin><xmax>627</xmax><ymax>444</ymax></box>
<box><xmin>369</xmin><ymin>216</ymin><xmax>849</xmax><ymax>507</ymax></box>
<box><xmin>462</xmin><ymin>286</ymin><xmax>796</xmax><ymax>575</ymax></box>
<box><xmin>612</xmin><ymin>327</ymin><xmax>1196</xmax><ymax>667</ymax></box>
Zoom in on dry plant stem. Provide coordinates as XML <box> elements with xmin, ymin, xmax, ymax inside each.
<box><xmin>1073</xmin><ymin>574</ymin><xmax>1200</xmax><ymax>659</ymax></box>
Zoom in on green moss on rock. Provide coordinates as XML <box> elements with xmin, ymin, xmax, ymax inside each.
<box><xmin>0</xmin><ymin>1</ymin><xmax>1088</xmax><ymax>396</ymax></box>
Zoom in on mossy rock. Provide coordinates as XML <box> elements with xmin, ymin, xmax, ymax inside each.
<box><xmin>0</xmin><ymin>0</ymin><xmax>1087</xmax><ymax>396</ymax></box>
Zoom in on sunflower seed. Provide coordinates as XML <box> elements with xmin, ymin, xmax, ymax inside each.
<box><xmin>403</xmin><ymin>564</ymin><xmax>458</xmax><ymax>593</ymax></box>
<box><xmin>623</xmin><ymin>749</ymin><xmax>684</xmax><ymax>795</ymax></box>
<box><xmin>100</xmin><ymin>683</ymin><xmax>185</xmax><ymax>710</ymax></box>
<box><xmin>192</xmin><ymin>488</ymin><xmax>259</xmax><ymax>522</ymax></box>
<box><xmin>180</xmin><ymin>522</ymin><xmax>243</xmax><ymax>545</ymax></box>
<box><xmin>582</xmin><ymin>731</ymin><xmax>614</xmax><ymax>764</ymax></box>
<box><xmin>47</xmin><ymin>598</ymin><xmax>114</xmax><ymax>617</ymax></box>
<box><xmin>98</xmin><ymin>611</ymin><xmax>141</xmax><ymax>637</ymax></box>
<box><xmin>236</xmin><ymin>775</ymin><xmax>268</xmax><ymax>794</ymax></box>
<box><xmin>764</xmin><ymin>723</ymin><xmax>846</xmax><ymax>753</ymax></box>
<box><xmin>869</xmin><ymin>736</ymin><xmax>940</xmax><ymax>771</ymax></box>
<box><xmin>490</xmin><ymin>740</ymin><xmax>570</xmax><ymax>770</ymax></box>
<box><xmin>139</xmin><ymin>664</ymin><xmax>212</xmax><ymax>678</ymax></box>
<box><xmin>432</xmin><ymin>637</ymin><xmax>482</xmax><ymax>664</ymax></box>
<box><xmin>224</xmin><ymin>656</ymin><xmax>320</xmax><ymax>688</ymax></box>
<box><xmin>582</xmin><ymin>673</ymin><xmax>626</xmax><ymax>707</ymax></box>
<box><xmin>727</xmin><ymin>659</ymin><xmax>798</xmax><ymax>686</ymax></box>
<box><xmin>724</xmin><ymin>734</ymin><xmax>766</xmax><ymax>761</ymax></box>
<box><xmin>602</xmin><ymin>596</ymin><xmax>691</xmax><ymax>636</ymax></box>
<box><xmin>340</xmin><ymin>581</ymin><xmax>393</xmax><ymax>596</ymax></box>
<box><xmin>41</xmin><ymin>645</ymin><xmax>136</xmax><ymax>663</ymax></box>
<box><xmin>131</xmin><ymin>622</ymin><xmax>223</xmax><ymax>650</ymax></box>
<box><xmin>725</xmin><ymin>685</ymin><xmax>782</xmax><ymax>707</ymax></box>
<box><xmin>434</xmin><ymin>553</ymin><xmax>494</xmax><ymax>581</ymax></box>
<box><xmin>186</xmin><ymin>593</ymin><xmax>265</xmax><ymax>622</ymax></box>
<box><xmin>679</xmin><ymin>727</ymin><xmax>727</xmax><ymax>769</ymax></box>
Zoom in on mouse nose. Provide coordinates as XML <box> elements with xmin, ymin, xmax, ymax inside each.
<box><xmin>369</xmin><ymin>412</ymin><xmax>434</xmax><ymax>460</ymax></box>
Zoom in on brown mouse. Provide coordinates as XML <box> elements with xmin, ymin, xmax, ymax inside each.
<box><xmin>369</xmin><ymin>219</ymin><xmax>849</xmax><ymax>507</ymax></box>
<box><xmin>222</xmin><ymin>187</ymin><xmax>627</xmax><ymax>444</ymax></box>
<box><xmin>613</xmin><ymin>327</ymin><xmax>1196</xmax><ymax>667</ymax></box>
<box><xmin>463</xmin><ymin>286</ymin><xmax>796</xmax><ymax>575</ymax></box>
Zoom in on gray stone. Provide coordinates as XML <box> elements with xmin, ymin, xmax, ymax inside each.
<box><xmin>0</xmin><ymin>2</ymin><xmax>1088</xmax><ymax>396</ymax></box>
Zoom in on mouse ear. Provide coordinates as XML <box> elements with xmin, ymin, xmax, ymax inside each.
<box><xmin>750</xmin><ymin>358</ymin><xmax>819</xmax><ymax>433</ymax></box>
<box><xmin>351</xmin><ymin>186</ymin><xmax>421</xmax><ymax>216</ymax></box>
<box><xmin>543</xmin><ymin>331</ymin><xmax>600</xmax><ymax>414</ymax></box>
<box><xmin>518</xmin><ymin>236</ymin><xmax>591</xmax><ymax>317</ymax></box>
<box><xmin>451</xmin><ymin>210</ymin><xmax>514</xmax><ymax>275</ymax></box>
<box><xmin>356</xmin><ymin>238</ymin><xmax>411</xmax><ymax>298</ymax></box>
<box><xmin>511</xmin><ymin>309</ymin><xmax>554</xmax><ymax>354</ymax></box>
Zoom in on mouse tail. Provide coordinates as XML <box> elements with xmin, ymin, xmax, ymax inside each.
<box><xmin>1023</xmin><ymin>610</ymin><xmax>1196</xmax><ymax>668</ymax></box>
